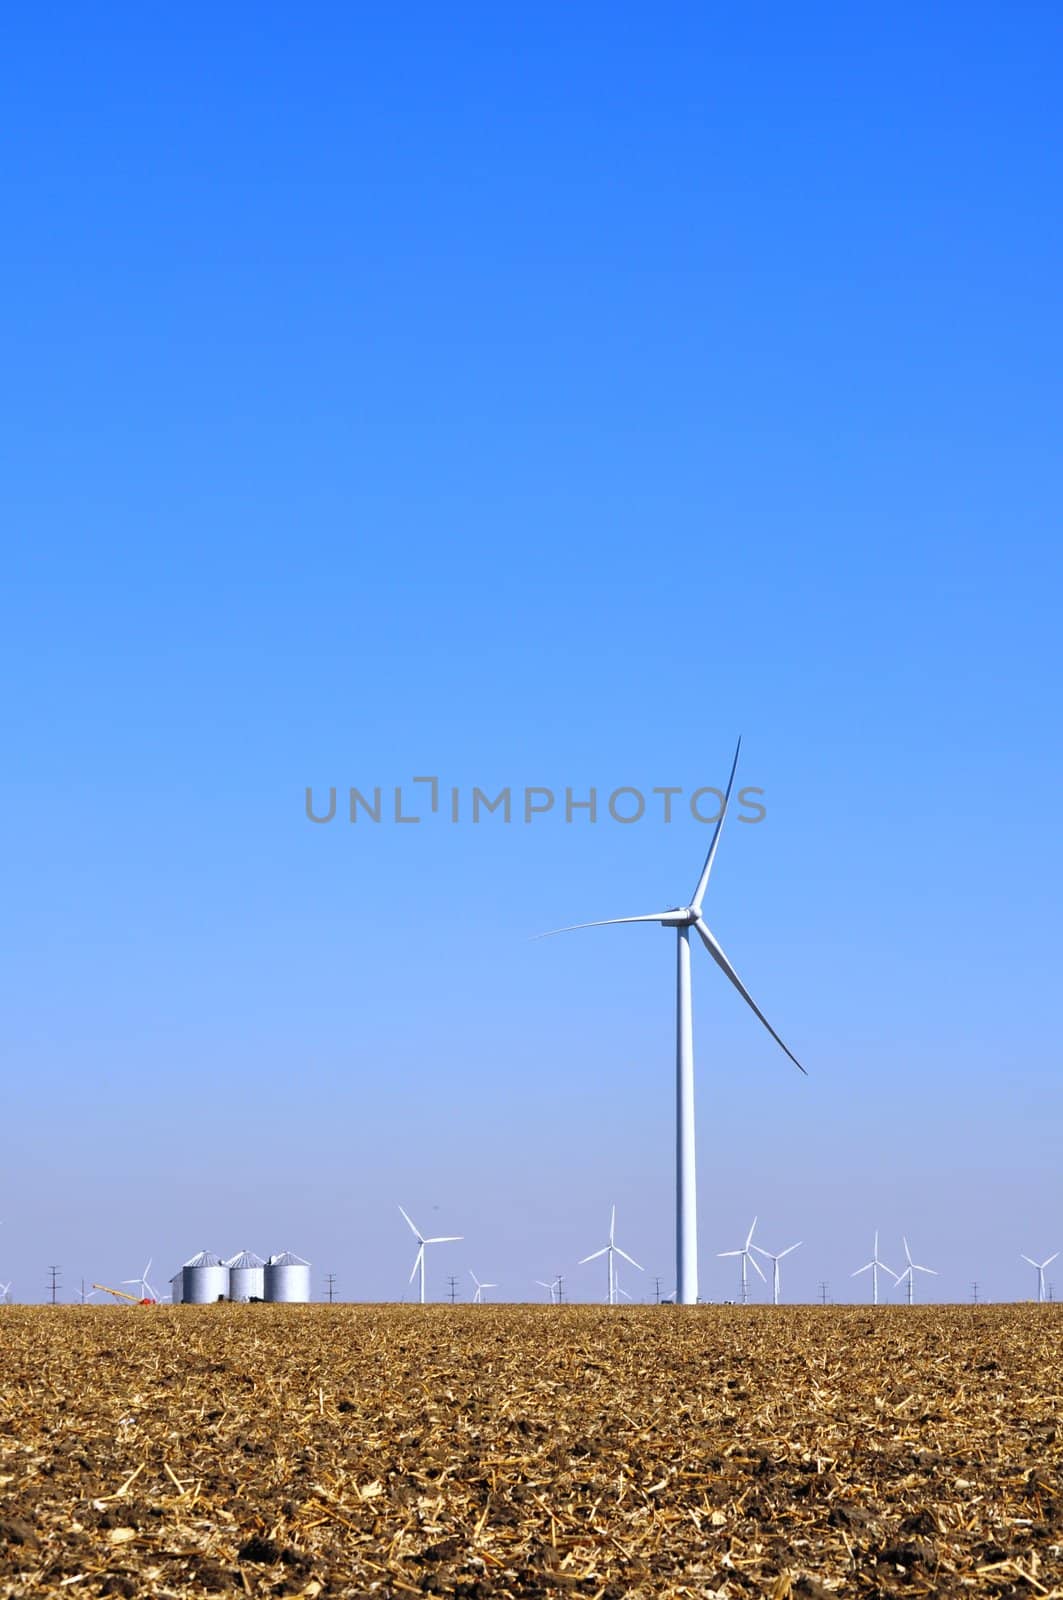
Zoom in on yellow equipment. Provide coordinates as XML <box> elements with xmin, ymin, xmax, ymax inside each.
<box><xmin>93</xmin><ymin>1282</ymin><xmax>149</xmax><ymax>1304</ymax></box>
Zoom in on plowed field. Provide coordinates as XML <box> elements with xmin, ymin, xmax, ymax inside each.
<box><xmin>0</xmin><ymin>1306</ymin><xmax>1060</xmax><ymax>1597</ymax></box>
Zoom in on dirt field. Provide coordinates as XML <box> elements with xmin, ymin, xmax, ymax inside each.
<box><xmin>0</xmin><ymin>1305</ymin><xmax>1060</xmax><ymax>1598</ymax></box>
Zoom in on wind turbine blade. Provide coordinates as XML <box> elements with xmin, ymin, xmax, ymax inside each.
<box><xmin>609</xmin><ymin>1205</ymin><xmax>616</xmax><ymax>1244</ymax></box>
<box><xmin>408</xmin><ymin>1247</ymin><xmax>423</xmax><ymax>1285</ymax></box>
<box><xmin>1043</xmin><ymin>1252</ymin><xmax>1059</xmax><ymax>1268</ymax></box>
<box><xmin>534</xmin><ymin>913</ymin><xmax>681</xmax><ymax>940</ymax></box>
<box><xmin>750</xmin><ymin>1245</ymin><xmax>772</xmax><ymax>1259</ymax></box>
<box><xmin>398</xmin><ymin>1206</ymin><xmax>423</xmax><ymax>1242</ymax></box>
<box><xmin>914</xmin><ymin>1264</ymin><xmax>938</xmax><ymax>1275</ymax></box>
<box><xmin>614</xmin><ymin>1247</ymin><xmax>643</xmax><ymax>1271</ymax></box>
<box><xmin>778</xmin><ymin>1242</ymin><xmax>802</xmax><ymax>1258</ymax></box>
<box><xmin>425</xmin><ymin>1235</ymin><xmax>463</xmax><ymax>1244</ymax></box>
<box><xmin>690</xmin><ymin>737</ymin><xmax>742</xmax><ymax>911</ymax></box>
<box><xmin>1020</xmin><ymin>1255</ymin><xmax>1038</xmax><ymax>1268</ymax></box>
<box><xmin>851</xmin><ymin>1262</ymin><xmax>872</xmax><ymax>1276</ymax></box>
<box><xmin>469</xmin><ymin>1271</ymin><xmax>480</xmax><ymax>1287</ymax></box>
<box><xmin>745</xmin><ymin>1216</ymin><xmax>758</xmax><ymax>1248</ymax></box>
<box><xmin>694</xmin><ymin>920</ymin><xmax>807</xmax><ymax>1074</ymax></box>
<box><xmin>717</xmin><ymin>1249</ymin><xmax>742</xmax><ymax>1258</ymax></box>
<box><xmin>748</xmin><ymin>1252</ymin><xmax>767</xmax><ymax>1282</ymax></box>
<box><xmin>579</xmin><ymin>1247</ymin><xmax>608</xmax><ymax>1264</ymax></box>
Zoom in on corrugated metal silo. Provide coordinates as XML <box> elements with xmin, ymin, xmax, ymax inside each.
<box><xmin>181</xmin><ymin>1250</ymin><xmax>229</xmax><ymax>1304</ymax></box>
<box><xmin>264</xmin><ymin>1250</ymin><xmax>311</xmax><ymax>1303</ymax></box>
<box><xmin>170</xmin><ymin>1271</ymin><xmax>184</xmax><ymax>1305</ymax></box>
<box><xmin>225</xmin><ymin>1249</ymin><xmax>265</xmax><ymax>1302</ymax></box>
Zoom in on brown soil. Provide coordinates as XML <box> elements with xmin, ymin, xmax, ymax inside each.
<box><xmin>0</xmin><ymin>1305</ymin><xmax>1060</xmax><ymax>1597</ymax></box>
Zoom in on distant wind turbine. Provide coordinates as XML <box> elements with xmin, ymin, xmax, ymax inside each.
<box><xmin>535</xmin><ymin>1279</ymin><xmax>558</xmax><ymax>1305</ymax></box>
<box><xmin>752</xmin><ymin>1236</ymin><xmax>802</xmax><ymax>1305</ymax></box>
<box><xmin>398</xmin><ymin>1206</ymin><xmax>462</xmax><ymax>1304</ymax></box>
<box><xmin>469</xmin><ymin>1270</ymin><xmax>497</xmax><ymax>1304</ymax></box>
<box><xmin>851</xmin><ymin>1231</ymin><xmax>898</xmax><ymax>1306</ymax></box>
<box><xmin>579</xmin><ymin>1205</ymin><xmax>643</xmax><ymax>1306</ymax></box>
<box><xmin>0</xmin><ymin>1282</ymin><xmax>11</xmax><ymax>1306</ymax></box>
<box><xmin>539</xmin><ymin>738</ymin><xmax>807</xmax><ymax>1305</ymax></box>
<box><xmin>719</xmin><ymin>1217</ymin><xmax>765</xmax><ymax>1304</ymax></box>
<box><xmin>1020</xmin><ymin>1250</ymin><xmax>1058</xmax><ymax>1304</ymax></box>
<box><xmin>894</xmin><ymin>1237</ymin><xmax>937</xmax><ymax>1305</ymax></box>
<box><xmin>122</xmin><ymin>1259</ymin><xmax>157</xmax><ymax>1301</ymax></box>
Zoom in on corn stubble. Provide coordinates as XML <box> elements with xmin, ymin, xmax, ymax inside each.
<box><xmin>0</xmin><ymin>1305</ymin><xmax>1060</xmax><ymax>1598</ymax></box>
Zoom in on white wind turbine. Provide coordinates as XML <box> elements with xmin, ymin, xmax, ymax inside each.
<box><xmin>894</xmin><ymin>1237</ymin><xmax>937</xmax><ymax>1305</ymax></box>
<box><xmin>470</xmin><ymin>1270</ymin><xmax>497</xmax><ymax>1304</ymax></box>
<box><xmin>719</xmin><ymin>1217</ymin><xmax>765</xmax><ymax>1304</ymax></box>
<box><xmin>122</xmin><ymin>1258</ymin><xmax>158</xmax><ymax>1301</ymax></box>
<box><xmin>579</xmin><ymin>1205</ymin><xmax>643</xmax><ymax>1306</ymax></box>
<box><xmin>851</xmin><ymin>1231</ymin><xmax>898</xmax><ymax>1306</ymax></box>
<box><xmin>535</xmin><ymin>1279</ymin><xmax>558</xmax><ymax>1304</ymax></box>
<box><xmin>0</xmin><ymin>1282</ymin><xmax>11</xmax><ymax>1306</ymax></box>
<box><xmin>1020</xmin><ymin>1250</ymin><xmax>1058</xmax><ymax>1304</ymax></box>
<box><xmin>540</xmin><ymin>739</ymin><xmax>806</xmax><ymax>1305</ymax></box>
<box><xmin>752</xmin><ymin>1236</ymin><xmax>802</xmax><ymax>1305</ymax></box>
<box><xmin>398</xmin><ymin>1206</ymin><xmax>462</xmax><ymax>1304</ymax></box>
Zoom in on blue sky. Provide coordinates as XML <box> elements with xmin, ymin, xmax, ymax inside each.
<box><xmin>2</xmin><ymin>6</ymin><xmax>1060</xmax><ymax>1303</ymax></box>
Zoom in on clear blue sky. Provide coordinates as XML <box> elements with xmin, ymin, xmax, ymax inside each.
<box><xmin>2</xmin><ymin>6</ymin><xmax>1060</xmax><ymax>1303</ymax></box>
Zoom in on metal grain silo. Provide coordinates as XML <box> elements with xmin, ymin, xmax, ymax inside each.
<box><xmin>225</xmin><ymin>1249</ymin><xmax>265</xmax><ymax>1302</ymax></box>
<box><xmin>181</xmin><ymin>1250</ymin><xmax>229</xmax><ymax>1304</ymax></box>
<box><xmin>169</xmin><ymin>1271</ymin><xmax>184</xmax><ymax>1305</ymax></box>
<box><xmin>264</xmin><ymin>1250</ymin><xmax>311</xmax><ymax>1303</ymax></box>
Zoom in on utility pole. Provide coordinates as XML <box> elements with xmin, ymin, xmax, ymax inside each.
<box><xmin>653</xmin><ymin>1276</ymin><xmax>662</xmax><ymax>1305</ymax></box>
<box><xmin>818</xmin><ymin>1280</ymin><xmax>830</xmax><ymax>1306</ymax></box>
<box><xmin>324</xmin><ymin>1273</ymin><xmax>337</xmax><ymax>1305</ymax></box>
<box><xmin>48</xmin><ymin>1266</ymin><xmax>61</xmax><ymax>1305</ymax></box>
<box><xmin>446</xmin><ymin>1275</ymin><xmax>459</xmax><ymax>1304</ymax></box>
<box><xmin>970</xmin><ymin>1281</ymin><xmax>980</xmax><ymax>1305</ymax></box>
<box><xmin>555</xmin><ymin>1274</ymin><xmax>565</xmax><ymax>1306</ymax></box>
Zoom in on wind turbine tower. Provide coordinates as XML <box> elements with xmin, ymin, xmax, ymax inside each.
<box><xmin>752</xmin><ymin>1236</ymin><xmax>802</xmax><ymax>1306</ymax></box>
<box><xmin>894</xmin><ymin>1237</ymin><xmax>937</xmax><ymax>1305</ymax></box>
<box><xmin>851</xmin><ymin>1231</ymin><xmax>898</xmax><ymax>1306</ymax></box>
<box><xmin>579</xmin><ymin>1206</ymin><xmax>643</xmax><ymax>1306</ymax></box>
<box><xmin>1020</xmin><ymin>1250</ymin><xmax>1058</xmax><ymax>1304</ymax></box>
<box><xmin>469</xmin><ymin>1271</ymin><xmax>497</xmax><ymax>1304</ymax></box>
<box><xmin>540</xmin><ymin>739</ymin><xmax>807</xmax><ymax>1304</ymax></box>
<box><xmin>719</xmin><ymin>1217</ymin><xmax>765</xmax><ymax>1304</ymax></box>
<box><xmin>398</xmin><ymin>1207</ymin><xmax>462</xmax><ymax>1304</ymax></box>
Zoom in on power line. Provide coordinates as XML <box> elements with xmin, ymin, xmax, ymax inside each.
<box><xmin>324</xmin><ymin>1273</ymin><xmax>337</xmax><ymax>1305</ymax></box>
<box><xmin>818</xmin><ymin>1280</ymin><xmax>831</xmax><ymax>1306</ymax></box>
<box><xmin>446</xmin><ymin>1274</ymin><xmax>459</xmax><ymax>1304</ymax></box>
<box><xmin>970</xmin><ymin>1281</ymin><xmax>981</xmax><ymax>1304</ymax></box>
<box><xmin>48</xmin><ymin>1266</ymin><xmax>61</xmax><ymax>1306</ymax></box>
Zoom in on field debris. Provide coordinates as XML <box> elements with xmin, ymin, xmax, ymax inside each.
<box><xmin>0</xmin><ymin>1304</ymin><xmax>1060</xmax><ymax>1596</ymax></box>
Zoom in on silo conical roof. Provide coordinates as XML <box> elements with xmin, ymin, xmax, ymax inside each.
<box><xmin>269</xmin><ymin>1250</ymin><xmax>311</xmax><ymax>1266</ymax></box>
<box><xmin>224</xmin><ymin>1250</ymin><xmax>265</xmax><ymax>1269</ymax></box>
<box><xmin>183</xmin><ymin>1250</ymin><xmax>222</xmax><ymax>1268</ymax></box>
